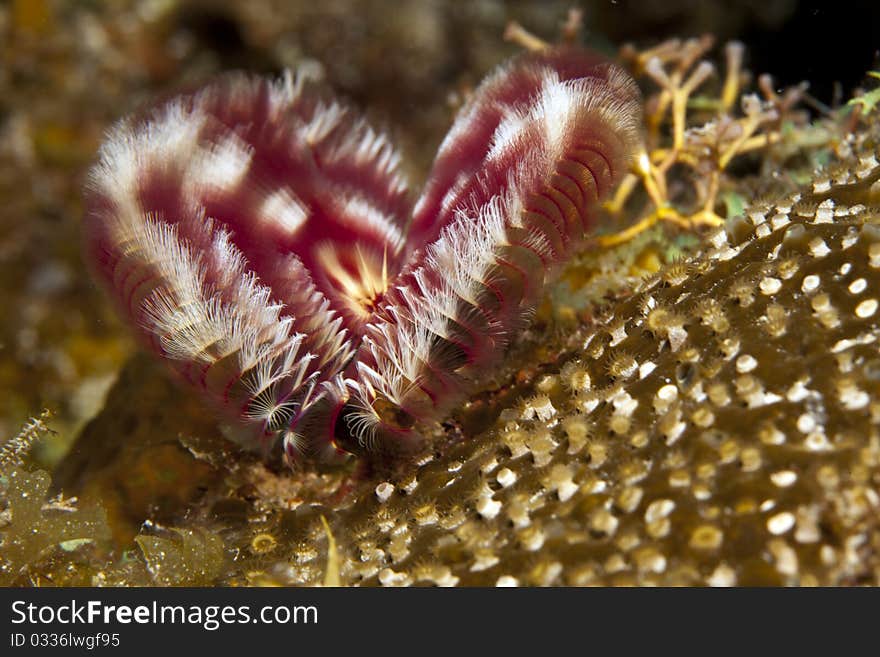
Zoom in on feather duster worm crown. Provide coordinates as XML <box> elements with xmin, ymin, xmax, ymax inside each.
<box><xmin>84</xmin><ymin>46</ymin><xmax>641</xmax><ymax>464</ymax></box>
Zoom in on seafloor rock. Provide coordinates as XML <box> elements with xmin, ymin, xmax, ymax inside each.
<box><xmin>51</xmin><ymin>354</ymin><xmax>227</xmax><ymax>546</ymax></box>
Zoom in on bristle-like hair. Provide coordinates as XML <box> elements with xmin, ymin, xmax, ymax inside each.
<box><xmin>84</xmin><ymin>67</ymin><xmax>412</xmax><ymax>447</ymax></box>
<box><xmin>84</xmin><ymin>47</ymin><xmax>641</xmax><ymax>463</ymax></box>
<box><xmin>345</xmin><ymin>47</ymin><xmax>642</xmax><ymax>452</ymax></box>
<box><xmin>408</xmin><ymin>47</ymin><xmax>641</xmax><ymax>251</ymax></box>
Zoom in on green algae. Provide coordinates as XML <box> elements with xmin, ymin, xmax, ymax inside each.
<box><xmin>135</xmin><ymin>528</ymin><xmax>226</xmax><ymax>586</ymax></box>
<box><xmin>1</xmin><ymin>413</ymin><xmax>110</xmax><ymax>585</ymax></box>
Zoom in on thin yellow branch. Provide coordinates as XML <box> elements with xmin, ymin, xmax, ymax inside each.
<box><xmin>603</xmin><ymin>172</ymin><xmax>639</xmax><ymax>214</ymax></box>
<box><xmin>503</xmin><ymin>21</ymin><xmax>548</xmax><ymax>52</ymax></box>
<box><xmin>721</xmin><ymin>41</ymin><xmax>744</xmax><ymax>112</ymax></box>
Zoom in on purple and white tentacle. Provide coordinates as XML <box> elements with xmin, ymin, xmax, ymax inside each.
<box><xmin>84</xmin><ymin>67</ymin><xmax>413</xmax><ymax>458</ymax></box>
<box><xmin>84</xmin><ymin>46</ymin><xmax>641</xmax><ymax>465</ymax></box>
<box><xmin>342</xmin><ymin>47</ymin><xmax>641</xmax><ymax>455</ymax></box>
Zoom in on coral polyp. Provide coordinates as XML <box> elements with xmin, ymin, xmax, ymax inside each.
<box><xmin>84</xmin><ymin>46</ymin><xmax>640</xmax><ymax>464</ymax></box>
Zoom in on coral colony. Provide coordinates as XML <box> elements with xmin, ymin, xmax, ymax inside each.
<box><xmin>83</xmin><ymin>46</ymin><xmax>641</xmax><ymax>465</ymax></box>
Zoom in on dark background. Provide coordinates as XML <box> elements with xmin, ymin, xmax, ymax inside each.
<box><xmin>594</xmin><ymin>0</ymin><xmax>879</xmax><ymax>103</ymax></box>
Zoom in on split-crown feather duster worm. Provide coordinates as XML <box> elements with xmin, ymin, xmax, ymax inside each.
<box><xmin>83</xmin><ymin>46</ymin><xmax>641</xmax><ymax>465</ymax></box>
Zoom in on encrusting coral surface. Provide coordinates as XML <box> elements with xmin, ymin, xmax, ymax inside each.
<box><xmin>1</xmin><ymin>2</ymin><xmax>879</xmax><ymax>586</ymax></box>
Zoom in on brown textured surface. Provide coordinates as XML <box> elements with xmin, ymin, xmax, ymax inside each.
<box><xmin>333</xmin><ymin>182</ymin><xmax>880</xmax><ymax>586</ymax></box>
<box><xmin>223</xmin><ymin>162</ymin><xmax>880</xmax><ymax>586</ymax></box>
